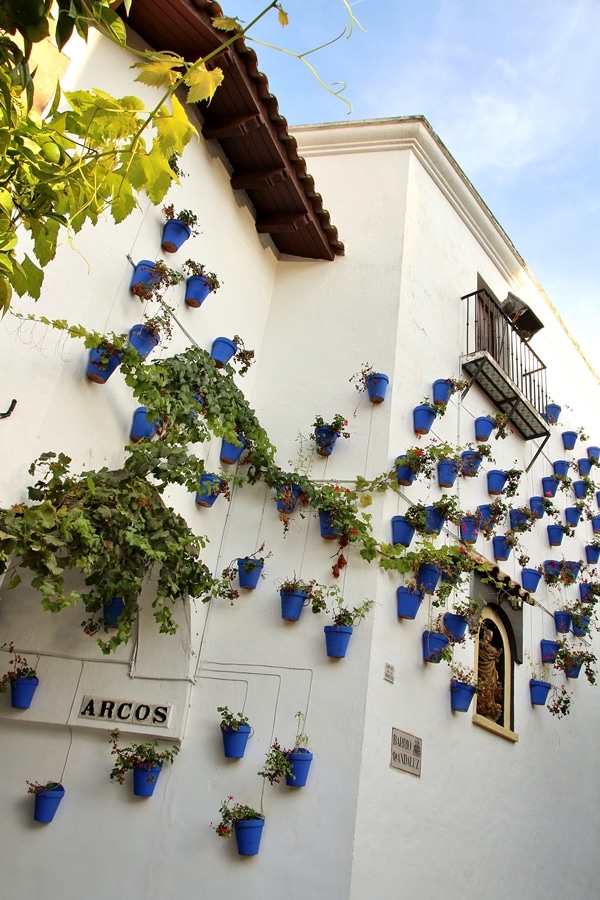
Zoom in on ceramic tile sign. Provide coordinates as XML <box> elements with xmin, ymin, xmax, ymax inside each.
<box><xmin>79</xmin><ymin>695</ymin><xmax>172</xmax><ymax>727</ymax></box>
<box><xmin>390</xmin><ymin>728</ymin><xmax>422</xmax><ymax>777</ymax></box>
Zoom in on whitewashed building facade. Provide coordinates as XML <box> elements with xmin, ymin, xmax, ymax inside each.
<box><xmin>1</xmin><ymin>7</ymin><xmax>599</xmax><ymax>899</ymax></box>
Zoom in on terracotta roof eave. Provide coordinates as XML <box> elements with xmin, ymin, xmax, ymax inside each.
<box><xmin>123</xmin><ymin>0</ymin><xmax>344</xmax><ymax>259</ymax></box>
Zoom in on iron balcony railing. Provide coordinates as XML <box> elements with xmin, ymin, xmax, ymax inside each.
<box><xmin>461</xmin><ymin>289</ymin><xmax>549</xmax><ymax>440</ymax></box>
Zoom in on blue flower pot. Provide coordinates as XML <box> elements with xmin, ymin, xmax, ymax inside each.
<box><xmin>553</xmin><ymin>460</ymin><xmax>570</xmax><ymax>478</ymax></box>
<box><xmin>529</xmin><ymin>679</ymin><xmax>551</xmax><ymax>706</ymax></box>
<box><xmin>161</xmin><ymin>218</ymin><xmax>191</xmax><ymax>253</ymax></box>
<box><xmin>365</xmin><ymin>373</ymin><xmax>389</xmax><ymax>403</ymax></box>
<box><xmin>130</xmin><ymin>406</ymin><xmax>159</xmax><ymax>442</ymax></box>
<box><xmin>554</xmin><ymin>611</ymin><xmax>572</xmax><ymax>633</ymax></box>
<box><xmin>425</xmin><ymin>506</ymin><xmax>445</xmax><ymax>535</ymax></box>
<box><xmin>492</xmin><ymin>535</ymin><xmax>511</xmax><ymax>562</ymax></box>
<box><xmin>221</xmin><ymin>725</ymin><xmax>251</xmax><ymax>759</ymax></box>
<box><xmin>195</xmin><ymin>474</ymin><xmax>221</xmax><ymax>507</ymax></box>
<box><xmin>587</xmin><ymin>446</ymin><xmax>600</xmax><ymax>463</ymax></box>
<box><xmin>220</xmin><ymin>436</ymin><xmax>247</xmax><ymax>465</ymax></box>
<box><xmin>460</xmin><ymin>515</ymin><xmax>480</xmax><ymax>544</ymax></box>
<box><xmin>237</xmin><ymin>558</ymin><xmax>264</xmax><ymax>590</ymax></box>
<box><xmin>521</xmin><ymin>568</ymin><xmax>542</xmax><ymax>593</ymax></box>
<box><xmin>450</xmin><ymin>680</ymin><xmax>476</xmax><ymax>712</ymax></box>
<box><xmin>529</xmin><ymin>496</ymin><xmax>545</xmax><ymax>519</ymax></box>
<box><xmin>210</xmin><ymin>337</ymin><xmax>237</xmax><ymax>367</ymax></box>
<box><xmin>129</xmin><ymin>259</ymin><xmax>158</xmax><ymax>293</ymax></box>
<box><xmin>562</xmin><ymin>431</ymin><xmax>577</xmax><ymax>451</ymax></box>
<box><xmin>565</xmin><ymin>507</ymin><xmax>582</xmax><ymax>527</ymax></box>
<box><xmin>422</xmin><ymin>631</ymin><xmax>449</xmax><ymax>663</ymax></box>
<box><xmin>572</xmin><ymin>616</ymin><xmax>590</xmax><ymax>637</ymax></box>
<box><xmin>395</xmin><ymin>456</ymin><xmax>416</xmax><ymax>486</ymax></box>
<box><xmin>86</xmin><ymin>348</ymin><xmax>123</xmax><ymax>384</ymax></box>
<box><xmin>474</xmin><ymin>416</ymin><xmax>495</xmax><ymax>442</ymax></box>
<box><xmin>412</xmin><ymin>404</ymin><xmax>436</xmax><ymax>435</ymax></box>
<box><xmin>184</xmin><ymin>275</ymin><xmax>212</xmax><ymax>308</ymax></box>
<box><xmin>461</xmin><ymin>451</ymin><xmax>482</xmax><ymax>477</ymax></box>
<box><xmin>566</xmin><ymin>560</ymin><xmax>581</xmax><ymax>579</ymax></box>
<box><xmin>545</xmin><ymin>403</ymin><xmax>561</xmax><ymax>424</ymax></box>
<box><xmin>542</xmin><ymin>476</ymin><xmax>558</xmax><ymax>498</ymax></box>
<box><xmin>573</xmin><ymin>481</ymin><xmax>587</xmax><ymax>499</ymax></box>
<box><xmin>478</xmin><ymin>504</ymin><xmax>492</xmax><ymax>533</ymax></box>
<box><xmin>547</xmin><ymin>524</ymin><xmax>564</xmax><ymax>547</ymax></box>
<box><xmin>314</xmin><ymin>425</ymin><xmax>338</xmax><ymax>456</ymax></box>
<box><xmin>487</xmin><ymin>470</ymin><xmax>508</xmax><ymax>495</ymax></box>
<box><xmin>443</xmin><ymin>612</ymin><xmax>467</xmax><ymax>642</ymax></box>
<box><xmin>540</xmin><ymin>639</ymin><xmax>559</xmax><ymax>663</ymax></box>
<box><xmin>10</xmin><ymin>677</ymin><xmax>39</xmax><ymax>709</ymax></box>
<box><xmin>592</xmin><ymin>516</ymin><xmax>600</xmax><ymax>534</ymax></box>
<box><xmin>133</xmin><ymin>764</ymin><xmax>162</xmax><ymax>797</ymax></box>
<box><xmin>432</xmin><ymin>379</ymin><xmax>452</xmax><ymax>406</ymax></box>
<box><xmin>396</xmin><ymin>586</ymin><xmax>423</xmax><ymax>620</ymax></box>
<box><xmin>285</xmin><ymin>749</ymin><xmax>313</xmax><ymax>787</ymax></box>
<box><xmin>103</xmin><ymin>597</ymin><xmax>125</xmax><ymax>628</ymax></box>
<box><xmin>234</xmin><ymin>818</ymin><xmax>265</xmax><ymax>856</ymax></box>
<box><xmin>33</xmin><ymin>784</ymin><xmax>64</xmax><ymax>823</ymax></box>
<box><xmin>324</xmin><ymin>625</ymin><xmax>353</xmax><ymax>659</ymax></box>
<box><xmin>585</xmin><ymin>545</ymin><xmax>600</xmax><ymax>564</ymax></box>
<box><xmin>580</xmin><ymin>582</ymin><xmax>593</xmax><ymax>601</ymax></box>
<box><xmin>128</xmin><ymin>324</ymin><xmax>160</xmax><ymax>359</ymax></box>
<box><xmin>578</xmin><ymin>458</ymin><xmax>592</xmax><ymax>476</ymax></box>
<box><xmin>391</xmin><ymin>515</ymin><xmax>415</xmax><ymax>548</ymax></box>
<box><xmin>565</xmin><ymin>661</ymin><xmax>582</xmax><ymax>679</ymax></box>
<box><xmin>509</xmin><ymin>509</ymin><xmax>528</xmax><ymax>530</ymax></box>
<box><xmin>276</xmin><ymin>483</ymin><xmax>302</xmax><ymax>512</ymax></box>
<box><xmin>317</xmin><ymin>508</ymin><xmax>339</xmax><ymax>539</ymax></box>
<box><xmin>437</xmin><ymin>460</ymin><xmax>459</xmax><ymax>487</ymax></box>
<box><xmin>280</xmin><ymin>590</ymin><xmax>308</xmax><ymax>621</ymax></box>
<box><xmin>417</xmin><ymin>563</ymin><xmax>441</xmax><ymax>594</ymax></box>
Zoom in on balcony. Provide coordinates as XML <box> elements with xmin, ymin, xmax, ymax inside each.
<box><xmin>461</xmin><ymin>290</ymin><xmax>550</xmax><ymax>441</ymax></box>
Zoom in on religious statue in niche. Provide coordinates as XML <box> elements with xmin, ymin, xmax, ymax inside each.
<box><xmin>477</xmin><ymin>624</ymin><xmax>504</xmax><ymax>722</ymax></box>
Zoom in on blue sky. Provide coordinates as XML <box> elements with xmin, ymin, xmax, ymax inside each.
<box><xmin>247</xmin><ymin>0</ymin><xmax>600</xmax><ymax>371</ymax></box>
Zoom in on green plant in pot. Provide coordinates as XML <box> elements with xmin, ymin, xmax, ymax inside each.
<box><xmin>258</xmin><ymin>711</ymin><xmax>313</xmax><ymax>787</ymax></box>
<box><xmin>109</xmin><ymin>729</ymin><xmax>179</xmax><ymax>796</ymax></box>
<box><xmin>213</xmin><ymin>796</ymin><xmax>264</xmax><ymax>837</ymax></box>
<box><xmin>553</xmin><ymin>638</ymin><xmax>597</xmax><ymax>684</ymax></box>
<box><xmin>182</xmin><ymin>259</ymin><xmax>221</xmax><ymax>292</ymax></box>
<box><xmin>0</xmin><ymin>642</ymin><xmax>39</xmax><ymax>708</ymax></box>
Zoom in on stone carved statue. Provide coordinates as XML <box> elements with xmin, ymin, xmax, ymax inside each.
<box><xmin>477</xmin><ymin>625</ymin><xmax>503</xmax><ymax>722</ymax></box>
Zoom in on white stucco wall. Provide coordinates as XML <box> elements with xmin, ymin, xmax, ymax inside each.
<box><xmin>0</xmin><ymin>33</ymin><xmax>599</xmax><ymax>900</ymax></box>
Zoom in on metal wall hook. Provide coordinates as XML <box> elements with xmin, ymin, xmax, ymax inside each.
<box><xmin>0</xmin><ymin>399</ymin><xmax>16</xmax><ymax>419</ymax></box>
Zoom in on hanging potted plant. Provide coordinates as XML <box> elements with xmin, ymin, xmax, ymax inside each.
<box><xmin>181</xmin><ymin>259</ymin><xmax>221</xmax><ymax>307</ymax></box>
<box><xmin>277</xmin><ymin>576</ymin><xmax>336</xmax><ymax>623</ymax></box>
<box><xmin>217</xmin><ymin>707</ymin><xmax>251</xmax><ymax>759</ymax></box>
<box><xmin>396</xmin><ymin>584</ymin><xmax>423</xmax><ymax>620</ymax></box>
<box><xmin>521</xmin><ymin>567</ymin><xmax>542</xmax><ymax>593</ymax></box>
<box><xmin>220</xmin><ymin>431</ymin><xmax>248</xmax><ymax>465</ymax></box>
<box><xmin>349</xmin><ymin>362</ymin><xmax>389</xmax><ymax>404</ymax></box>
<box><xmin>27</xmin><ymin>781</ymin><xmax>65</xmax><ymax>823</ymax></box>
<box><xmin>212</xmin><ymin>797</ymin><xmax>265</xmax><ymax>856</ymax></box>
<box><xmin>109</xmin><ymin>729</ymin><xmax>179</xmax><ymax>797</ymax></box>
<box><xmin>215</xmin><ymin>546</ymin><xmax>271</xmax><ymax>602</ymax></box>
<box><xmin>444</xmin><ymin>596</ymin><xmax>481</xmax><ymax>642</ymax></box>
<box><xmin>0</xmin><ymin>643</ymin><xmax>39</xmax><ymax>709</ymax></box>
<box><xmin>525</xmin><ymin>653</ymin><xmax>552</xmax><ymax>707</ymax></box>
<box><xmin>161</xmin><ymin>204</ymin><xmax>199</xmax><ymax>252</ymax></box>
<box><xmin>86</xmin><ymin>337</ymin><xmax>126</xmax><ymax>384</ymax></box>
<box><xmin>195</xmin><ymin>473</ymin><xmax>229</xmax><ymax>508</ymax></box>
<box><xmin>474</xmin><ymin>415</ymin><xmax>495</xmax><ymax>442</ymax></box>
<box><xmin>258</xmin><ymin>711</ymin><xmax>313</xmax><ymax>788</ymax></box>
<box><xmin>545</xmin><ymin>403</ymin><xmax>561</xmax><ymax>425</ymax></box>
<box><xmin>323</xmin><ymin>595</ymin><xmax>374</xmax><ymax>659</ymax></box>
<box><xmin>210</xmin><ymin>334</ymin><xmax>255</xmax><ymax>374</ymax></box>
<box><xmin>422</xmin><ymin>616</ymin><xmax>452</xmax><ymax>663</ymax></box>
<box><xmin>553</xmin><ymin>638</ymin><xmax>597</xmax><ymax>683</ymax></box>
<box><xmin>311</xmin><ymin>413</ymin><xmax>350</xmax><ymax>457</ymax></box>
<box><xmin>449</xmin><ymin>663</ymin><xmax>479</xmax><ymax>712</ymax></box>
<box><xmin>429</xmin><ymin>377</ymin><xmax>470</xmax><ymax>413</ymax></box>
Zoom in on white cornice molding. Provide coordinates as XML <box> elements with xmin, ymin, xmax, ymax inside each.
<box><xmin>292</xmin><ymin>117</ymin><xmax>522</xmax><ymax>283</ymax></box>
